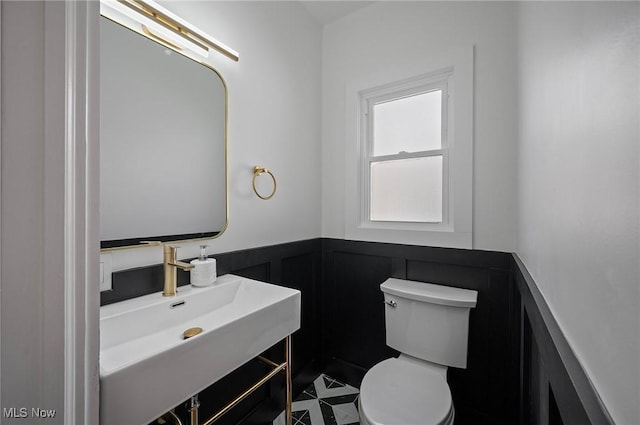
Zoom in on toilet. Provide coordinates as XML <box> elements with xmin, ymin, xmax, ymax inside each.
<box><xmin>359</xmin><ymin>278</ymin><xmax>478</xmax><ymax>425</ymax></box>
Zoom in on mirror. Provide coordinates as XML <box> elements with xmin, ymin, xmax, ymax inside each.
<box><xmin>100</xmin><ymin>16</ymin><xmax>228</xmax><ymax>250</ymax></box>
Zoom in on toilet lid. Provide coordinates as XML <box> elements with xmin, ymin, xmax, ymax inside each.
<box><xmin>360</xmin><ymin>358</ymin><xmax>452</xmax><ymax>425</ymax></box>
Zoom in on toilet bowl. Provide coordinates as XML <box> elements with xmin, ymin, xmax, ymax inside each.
<box><xmin>358</xmin><ymin>278</ymin><xmax>477</xmax><ymax>425</ymax></box>
<box><xmin>359</xmin><ymin>356</ymin><xmax>454</xmax><ymax>425</ymax></box>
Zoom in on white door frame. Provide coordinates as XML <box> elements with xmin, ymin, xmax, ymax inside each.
<box><xmin>61</xmin><ymin>1</ymin><xmax>100</xmax><ymax>423</ymax></box>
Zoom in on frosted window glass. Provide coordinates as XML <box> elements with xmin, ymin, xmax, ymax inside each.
<box><xmin>373</xmin><ymin>90</ymin><xmax>442</xmax><ymax>156</ymax></box>
<box><xmin>370</xmin><ymin>156</ymin><xmax>443</xmax><ymax>222</ymax></box>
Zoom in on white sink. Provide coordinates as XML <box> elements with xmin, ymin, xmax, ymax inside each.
<box><xmin>99</xmin><ymin>274</ymin><xmax>301</xmax><ymax>425</ymax></box>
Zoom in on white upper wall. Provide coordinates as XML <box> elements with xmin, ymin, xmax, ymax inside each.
<box><xmin>106</xmin><ymin>1</ymin><xmax>323</xmax><ymax>270</ymax></box>
<box><xmin>321</xmin><ymin>1</ymin><xmax>518</xmax><ymax>252</ymax></box>
<box><xmin>516</xmin><ymin>2</ymin><xmax>639</xmax><ymax>423</ymax></box>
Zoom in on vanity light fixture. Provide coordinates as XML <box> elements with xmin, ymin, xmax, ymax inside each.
<box><xmin>100</xmin><ymin>0</ymin><xmax>240</xmax><ymax>62</ymax></box>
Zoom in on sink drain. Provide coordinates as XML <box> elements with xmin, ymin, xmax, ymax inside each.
<box><xmin>183</xmin><ymin>327</ymin><xmax>203</xmax><ymax>339</ymax></box>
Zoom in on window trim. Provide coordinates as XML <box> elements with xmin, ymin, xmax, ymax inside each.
<box><xmin>361</xmin><ymin>73</ymin><xmax>452</xmax><ymax>229</ymax></box>
<box><xmin>344</xmin><ymin>47</ymin><xmax>474</xmax><ymax>249</ymax></box>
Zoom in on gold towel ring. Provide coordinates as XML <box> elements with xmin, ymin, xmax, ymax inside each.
<box><xmin>252</xmin><ymin>166</ymin><xmax>277</xmax><ymax>200</ymax></box>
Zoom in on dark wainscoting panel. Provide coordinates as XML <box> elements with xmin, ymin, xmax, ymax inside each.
<box><xmin>330</xmin><ymin>251</ymin><xmax>395</xmax><ymax>368</ymax></box>
<box><xmin>281</xmin><ymin>253</ymin><xmax>320</xmax><ymax>375</ymax></box>
<box><xmin>321</xmin><ymin>239</ymin><xmax>515</xmax><ymax>425</ymax></box>
<box><xmin>512</xmin><ymin>254</ymin><xmax>613</xmax><ymax>425</ymax></box>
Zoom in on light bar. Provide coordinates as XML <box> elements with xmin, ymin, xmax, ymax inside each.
<box><xmin>100</xmin><ymin>0</ymin><xmax>239</xmax><ymax>62</ymax></box>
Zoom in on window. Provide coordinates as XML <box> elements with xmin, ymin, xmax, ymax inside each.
<box><xmin>364</xmin><ymin>77</ymin><xmax>449</xmax><ymax>224</ymax></box>
<box><xmin>344</xmin><ymin>50</ymin><xmax>473</xmax><ymax>249</ymax></box>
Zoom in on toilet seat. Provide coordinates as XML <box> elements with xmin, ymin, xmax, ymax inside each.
<box><xmin>359</xmin><ymin>357</ymin><xmax>454</xmax><ymax>425</ymax></box>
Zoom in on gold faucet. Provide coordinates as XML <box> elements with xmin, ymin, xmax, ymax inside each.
<box><xmin>163</xmin><ymin>244</ymin><xmax>194</xmax><ymax>297</ymax></box>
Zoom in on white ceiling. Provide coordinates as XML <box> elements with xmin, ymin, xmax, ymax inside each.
<box><xmin>299</xmin><ymin>1</ymin><xmax>375</xmax><ymax>25</ymax></box>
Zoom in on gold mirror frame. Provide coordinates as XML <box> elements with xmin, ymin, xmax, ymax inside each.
<box><xmin>99</xmin><ymin>16</ymin><xmax>229</xmax><ymax>252</ymax></box>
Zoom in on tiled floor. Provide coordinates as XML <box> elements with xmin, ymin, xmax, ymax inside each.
<box><xmin>273</xmin><ymin>374</ymin><xmax>360</xmax><ymax>425</ymax></box>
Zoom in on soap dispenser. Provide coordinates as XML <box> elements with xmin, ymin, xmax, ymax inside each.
<box><xmin>190</xmin><ymin>245</ymin><xmax>217</xmax><ymax>287</ymax></box>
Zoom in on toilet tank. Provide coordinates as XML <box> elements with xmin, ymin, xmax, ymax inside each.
<box><xmin>381</xmin><ymin>278</ymin><xmax>478</xmax><ymax>369</ymax></box>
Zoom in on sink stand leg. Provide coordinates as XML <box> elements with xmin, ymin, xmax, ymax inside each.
<box><xmin>285</xmin><ymin>335</ymin><xmax>292</xmax><ymax>425</ymax></box>
<box><xmin>189</xmin><ymin>395</ymin><xmax>199</xmax><ymax>425</ymax></box>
